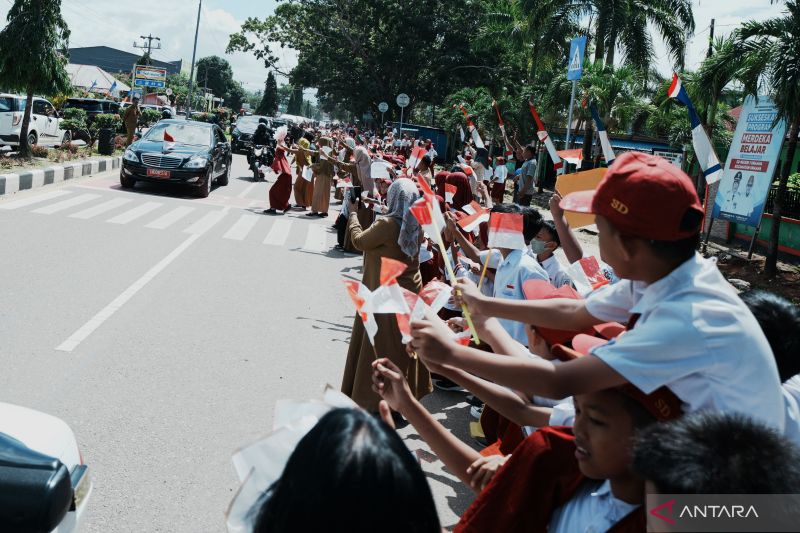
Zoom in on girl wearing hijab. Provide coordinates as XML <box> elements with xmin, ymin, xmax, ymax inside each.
<box><xmin>445</xmin><ymin>171</ymin><xmax>473</xmax><ymax>211</ymax></box>
<box><xmin>264</xmin><ymin>126</ymin><xmax>293</xmax><ymax>215</ymax></box>
<box><xmin>341</xmin><ymin>178</ymin><xmax>432</xmax><ymax>413</ymax></box>
<box><xmin>290</xmin><ymin>137</ymin><xmax>315</xmax><ymax>210</ymax></box>
<box><xmin>308</xmin><ymin>136</ymin><xmax>335</xmax><ymax>217</ymax></box>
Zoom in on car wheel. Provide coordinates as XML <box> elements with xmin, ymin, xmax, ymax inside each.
<box><xmin>218</xmin><ymin>158</ymin><xmax>230</xmax><ymax>186</ymax></box>
<box><xmin>196</xmin><ymin>169</ymin><xmax>212</xmax><ymax>198</ymax></box>
<box><xmin>27</xmin><ymin>132</ymin><xmax>37</xmax><ymax>147</ymax></box>
<box><xmin>120</xmin><ymin>172</ymin><xmax>136</xmax><ymax>189</ymax></box>
<box><xmin>61</xmin><ymin>131</ymin><xmax>72</xmax><ymax>145</ymax></box>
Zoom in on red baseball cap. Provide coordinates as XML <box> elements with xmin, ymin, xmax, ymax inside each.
<box><xmin>559</xmin><ymin>152</ymin><xmax>703</xmax><ymax>241</ymax></box>
<box><xmin>522</xmin><ymin>280</ymin><xmax>594</xmax><ymax>346</ymax></box>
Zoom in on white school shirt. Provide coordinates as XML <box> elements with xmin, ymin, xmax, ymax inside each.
<box><xmin>535</xmin><ymin>254</ymin><xmax>574</xmax><ymax>288</ymax></box>
<box><xmin>494</xmin><ymin>249</ymin><xmax>550</xmax><ymax>346</ymax></box>
<box><xmin>782</xmin><ymin>376</ymin><xmax>800</xmax><ymax>446</ymax></box>
<box><xmin>492</xmin><ymin>165</ymin><xmax>508</xmax><ymax>183</ymax></box>
<box><xmin>585</xmin><ymin>253</ymin><xmax>784</xmax><ymax>431</ymax></box>
<box><xmin>548</xmin><ymin>480</ymin><xmax>640</xmax><ymax>533</ymax></box>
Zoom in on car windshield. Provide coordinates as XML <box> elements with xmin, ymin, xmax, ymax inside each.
<box><xmin>65</xmin><ymin>100</ymin><xmax>103</xmax><ymax>112</ymax></box>
<box><xmin>144</xmin><ymin>123</ymin><xmax>211</xmax><ymax>147</ymax></box>
<box><xmin>236</xmin><ymin>116</ymin><xmax>262</xmax><ymax>132</ymax></box>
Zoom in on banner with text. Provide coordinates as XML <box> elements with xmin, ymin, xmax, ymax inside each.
<box><xmin>713</xmin><ymin>96</ymin><xmax>786</xmax><ymax>227</ymax></box>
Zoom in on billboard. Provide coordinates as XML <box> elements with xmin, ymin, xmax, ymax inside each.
<box><xmin>713</xmin><ymin>96</ymin><xmax>787</xmax><ymax>228</ymax></box>
<box><xmin>133</xmin><ymin>65</ymin><xmax>167</xmax><ymax>88</ymax></box>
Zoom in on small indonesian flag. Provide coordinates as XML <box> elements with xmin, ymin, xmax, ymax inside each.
<box><xmin>336</xmin><ymin>177</ymin><xmax>353</xmax><ymax>189</ymax></box>
<box><xmin>567</xmin><ymin>256</ymin><xmax>612</xmax><ymax>297</ymax></box>
<box><xmin>395</xmin><ymin>281</ymin><xmax>454</xmax><ymax>343</ymax></box>
<box><xmin>461</xmin><ymin>200</ymin><xmax>482</xmax><ymax>216</ymax></box>
<box><xmin>453</xmin><ymin>329</ymin><xmax>473</xmax><ymax>346</ymax></box>
<box><xmin>492</xmin><ymin>99</ymin><xmax>504</xmax><ymax>127</ymax></box>
<box><xmin>410</xmin><ymin>186</ymin><xmax>445</xmax><ymax>237</ymax></box>
<box><xmin>458</xmin><ymin>208</ymin><xmax>491</xmax><ymax>233</ymax></box>
<box><xmin>164</xmin><ymin>131</ymin><xmax>175</xmax><ymax>142</ymax></box>
<box><xmin>444</xmin><ymin>184</ymin><xmax>457</xmax><ymax>204</ymax></box>
<box><xmin>668</xmin><ymin>73</ymin><xmax>722</xmax><ymax>183</ymax></box>
<box><xmin>488</xmin><ymin>212</ymin><xmax>527</xmax><ymax>250</ymax></box>
<box><xmin>588</xmin><ymin>103</ymin><xmax>616</xmax><ymax>166</ymax></box>
<box><xmin>528</xmin><ymin>102</ymin><xmax>563</xmax><ymax>171</ymax></box>
<box><xmin>362</xmin><ymin>258</ymin><xmax>411</xmax><ymax>314</ymax></box>
<box><xmin>457</xmin><ymin>103</ymin><xmax>485</xmax><ymax>149</ymax></box>
<box><xmin>407</xmin><ymin>146</ymin><xmax>428</xmax><ymax>172</ymax></box>
<box><xmin>342</xmin><ymin>279</ymin><xmax>378</xmax><ymax>345</ymax></box>
<box><xmin>419</xmin><ymin>280</ymin><xmax>452</xmax><ymax>313</ymax></box>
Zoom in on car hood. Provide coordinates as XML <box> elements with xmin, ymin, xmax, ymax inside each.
<box><xmin>132</xmin><ymin>139</ymin><xmax>210</xmax><ymax>158</ymax></box>
<box><xmin>0</xmin><ymin>402</ymin><xmax>80</xmax><ymax>469</ymax></box>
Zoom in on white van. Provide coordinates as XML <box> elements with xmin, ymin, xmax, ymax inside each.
<box><xmin>0</xmin><ymin>93</ymin><xmax>70</xmax><ymax>148</ymax></box>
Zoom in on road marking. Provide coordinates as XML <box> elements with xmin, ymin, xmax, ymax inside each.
<box><xmin>0</xmin><ymin>189</ymin><xmax>71</xmax><ymax>210</ymax></box>
<box><xmin>237</xmin><ymin>183</ymin><xmax>257</xmax><ymax>199</ymax></box>
<box><xmin>145</xmin><ymin>206</ymin><xmax>195</xmax><ymax>230</ymax></box>
<box><xmin>69</xmin><ymin>198</ymin><xmax>132</xmax><ymax>220</ymax></box>
<box><xmin>106</xmin><ymin>201</ymin><xmax>162</xmax><ymax>224</ymax></box>
<box><xmin>223</xmin><ymin>213</ymin><xmax>260</xmax><ymax>241</ymax></box>
<box><xmin>184</xmin><ymin>210</ymin><xmax>226</xmax><ymax>235</ymax></box>
<box><xmin>56</xmin><ymin>207</ymin><xmax>231</xmax><ymax>353</ymax></box>
<box><xmin>302</xmin><ymin>224</ymin><xmax>328</xmax><ymax>252</ymax></box>
<box><xmin>263</xmin><ymin>219</ymin><xmax>292</xmax><ymax>246</ymax></box>
<box><xmin>31</xmin><ymin>193</ymin><xmax>101</xmax><ymax>215</ymax></box>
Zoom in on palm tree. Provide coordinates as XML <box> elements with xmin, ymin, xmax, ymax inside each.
<box><xmin>717</xmin><ymin>0</ymin><xmax>800</xmax><ymax>275</ymax></box>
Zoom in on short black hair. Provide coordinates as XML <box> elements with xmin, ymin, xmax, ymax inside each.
<box><xmin>254</xmin><ymin>408</ymin><xmax>440</xmax><ymax>533</ymax></box>
<box><xmin>633</xmin><ymin>411</ymin><xmax>800</xmax><ymax>494</ymax></box>
<box><xmin>740</xmin><ymin>290</ymin><xmax>800</xmax><ymax>382</ymax></box>
<box><xmin>491</xmin><ymin>204</ymin><xmax>544</xmax><ymax>243</ymax></box>
<box><xmin>420</xmin><ymin>155</ymin><xmax>432</xmax><ymax>167</ymax></box>
<box><xmin>541</xmin><ymin>220</ymin><xmax>561</xmax><ymax>247</ymax></box>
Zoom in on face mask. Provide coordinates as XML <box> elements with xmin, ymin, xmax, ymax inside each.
<box><xmin>529</xmin><ymin>239</ymin><xmax>549</xmax><ymax>255</ymax></box>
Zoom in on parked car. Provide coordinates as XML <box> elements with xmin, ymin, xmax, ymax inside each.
<box><xmin>0</xmin><ymin>402</ymin><xmax>92</xmax><ymax>533</ymax></box>
<box><xmin>62</xmin><ymin>98</ymin><xmax>120</xmax><ymax>124</ymax></box>
<box><xmin>0</xmin><ymin>94</ymin><xmax>70</xmax><ymax>148</ymax></box>
<box><xmin>231</xmin><ymin>115</ymin><xmax>270</xmax><ymax>153</ymax></box>
<box><xmin>120</xmin><ymin>119</ymin><xmax>232</xmax><ymax>198</ymax></box>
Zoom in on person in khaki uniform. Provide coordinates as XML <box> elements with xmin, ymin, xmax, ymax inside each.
<box><xmin>341</xmin><ymin>178</ymin><xmax>432</xmax><ymax>413</ymax></box>
<box><xmin>123</xmin><ymin>97</ymin><xmax>141</xmax><ymax>146</ymax></box>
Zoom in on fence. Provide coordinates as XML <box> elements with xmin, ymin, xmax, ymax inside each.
<box><xmin>765</xmin><ymin>186</ymin><xmax>800</xmax><ymax>220</ymax></box>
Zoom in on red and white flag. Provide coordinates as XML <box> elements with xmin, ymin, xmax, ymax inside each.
<box><xmin>461</xmin><ymin>200</ymin><xmax>483</xmax><ymax>216</ymax></box>
<box><xmin>411</xmin><ymin>179</ymin><xmax>446</xmax><ymax>236</ymax></box>
<box><xmin>444</xmin><ymin>184</ymin><xmax>457</xmax><ymax>204</ymax></box>
<box><xmin>567</xmin><ymin>256</ymin><xmax>612</xmax><ymax>297</ymax></box>
<box><xmin>457</xmin><ymin>104</ymin><xmax>485</xmax><ymax>149</ymax></box>
<box><xmin>407</xmin><ymin>146</ymin><xmax>428</xmax><ymax>172</ymax></box>
<box><xmin>488</xmin><ymin>212</ymin><xmax>526</xmax><ymax>250</ymax></box>
<box><xmin>362</xmin><ymin>258</ymin><xmax>411</xmax><ymax>314</ymax></box>
<box><xmin>458</xmin><ymin>208</ymin><xmax>491</xmax><ymax>233</ymax></box>
<box><xmin>419</xmin><ymin>280</ymin><xmax>453</xmax><ymax>313</ymax></box>
<box><xmin>528</xmin><ymin>102</ymin><xmax>563</xmax><ymax>171</ymax></box>
<box><xmin>492</xmin><ymin>99</ymin><xmax>512</xmax><ymax>152</ymax></box>
<box><xmin>342</xmin><ymin>279</ymin><xmax>378</xmax><ymax>345</ymax></box>
<box><xmin>395</xmin><ymin>281</ymin><xmax>453</xmax><ymax>343</ymax></box>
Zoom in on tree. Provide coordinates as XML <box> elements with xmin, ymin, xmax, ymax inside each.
<box><xmin>226</xmin><ymin>81</ymin><xmax>247</xmax><ymax>112</ymax></box>
<box><xmin>257</xmin><ymin>71</ymin><xmax>279</xmax><ymax>115</ymax></box>
<box><xmin>719</xmin><ymin>0</ymin><xmax>800</xmax><ymax>275</ymax></box>
<box><xmin>287</xmin><ymin>85</ymin><xmax>303</xmax><ymax>115</ymax></box>
<box><xmin>195</xmin><ymin>55</ymin><xmax>247</xmax><ymax>109</ymax></box>
<box><xmin>0</xmin><ymin>0</ymin><xmax>71</xmax><ymax>157</ymax></box>
<box><xmin>137</xmin><ymin>51</ymin><xmax>153</xmax><ymax>66</ymax></box>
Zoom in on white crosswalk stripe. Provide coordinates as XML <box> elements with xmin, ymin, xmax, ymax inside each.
<box><xmin>223</xmin><ymin>213</ymin><xmax>260</xmax><ymax>241</ymax></box>
<box><xmin>0</xmin><ymin>189</ymin><xmax>71</xmax><ymax>210</ymax></box>
<box><xmin>146</xmin><ymin>206</ymin><xmax>195</xmax><ymax>230</ymax></box>
<box><xmin>184</xmin><ymin>210</ymin><xmax>227</xmax><ymax>235</ymax></box>
<box><xmin>107</xmin><ymin>201</ymin><xmax>163</xmax><ymax>224</ymax></box>
<box><xmin>32</xmin><ymin>193</ymin><xmax>101</xmax><ymax>215</ymax></box>
<box><xmin>302</xmin><ymin>223</ymin><xmax>329</xmax><ymax>252</ymax></box>
<box><xmin>69</xmin><ymin>198</ymin><xmax>132</xmax><ymax>220</ymax></box>
<box><xmin>263</xmin><ymin>218</ymin><xmax>292</xmax><ymax>246</ymax></box>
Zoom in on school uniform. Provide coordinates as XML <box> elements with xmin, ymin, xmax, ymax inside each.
<box><xmin>782</xmin><ymin>376</ymin><xmax>800</xmax><ymax>446</ymax></box>
<box><xmin>494</xmin><ymin>250</ymin><xmax>549</xmax><ymax>346</ymax></box>
<box><xmin>585</xmin><ymin>253</ymin><xmax>784</xmax><ymax>431</ymax></box>
<box><xmin>536</xmin><ymin>254</ymin><xmax>573</xmax><ymax>288</ymax></box>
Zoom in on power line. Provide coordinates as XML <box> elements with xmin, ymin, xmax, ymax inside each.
<box><xmin>133</xmin><ymin>34</ymin><xmax>162</xmax><ymax>56</ymax></box>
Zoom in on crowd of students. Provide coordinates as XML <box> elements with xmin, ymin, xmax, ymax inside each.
<box><xmin>243</xmin><ymin>121</ymin><xmax>800</xmax><ymax>532</ymax></box>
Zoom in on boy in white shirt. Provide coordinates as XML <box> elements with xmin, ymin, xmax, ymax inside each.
<box><xmin>528</xmin><ymin>220</ymin><xmax>573</xmax><ymax>287</ymax></box>
<box><xmin>410</xmin><ymin>152</ymin><xmax>785</xmax><ymax>431</ymax></box>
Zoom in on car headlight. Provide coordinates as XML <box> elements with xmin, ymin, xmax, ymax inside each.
<box><xmin>123</xmin><ymin>149</ymin><xmax>138</xmax><ymax>162</ymax></box>
<box><xmin>184</xmin><ymin>156</ymin><xmax>208</xmax><ymax>169</ymax></box>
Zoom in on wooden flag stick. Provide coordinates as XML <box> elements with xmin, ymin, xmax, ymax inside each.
<box><xmin>478</xmin><ymin>249</ymin><xmax>493</xmax><ymax>290</ymax></box>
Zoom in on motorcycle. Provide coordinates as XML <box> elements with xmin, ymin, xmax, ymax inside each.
<box><xmin>247</xmin><ymin>143</ymin><xmax>275</xmax><ymax>182</ymax></box>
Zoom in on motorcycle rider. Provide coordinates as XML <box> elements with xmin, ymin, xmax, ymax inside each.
<box><xmin>248</xmin><ymin>118</ymin><xmax>274</xmax><ymax>180</ymax></box>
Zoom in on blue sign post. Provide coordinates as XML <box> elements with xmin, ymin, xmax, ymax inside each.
<box><xmin>565</xmin><ymin>36</ymin><xmax>587</xmax><ymax>152</ymax></box>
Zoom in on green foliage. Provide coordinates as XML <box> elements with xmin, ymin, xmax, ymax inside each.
<box><xmin>190</xmin><ymin>112</ymin><xmax>213</xmax><ymax>123</ymax></box>
<box><xmin>196</xmin><ymin>56</ymin><xmax>245</xmax><ymax>109</ymax></box>
<box><xmin>0</xmin><ymin>0</ymin><xmax>71</xmax><ymax>156</ymax></box>
<box><xmin>137</xmin><ymin>52</ymin><xmax>153</xmax><ymax>66</ymax></box>
<box><xmin>257</xmin><ymin>71</ymin><xmax>279</xmax><ymax>116</ymax></box>
<box><xmin>287</xmin><ymin>86</ymin><xmax>303</xmax><ymax>115</ymax></box>
<box><xmin>60</xmin><ymin>107</ymin><xmax>88</xmax><ymax>132</ymax></box>
<box><xmin>92</xmin><ymin>113</ymin><xmax>121</xmax><ymax>131</ymax></box>
<box><xmin>140</xmin><ymin>108</ymin><xmax>161</xmax><ymax>126</ymax></box>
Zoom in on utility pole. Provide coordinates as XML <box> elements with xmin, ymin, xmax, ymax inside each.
<box><xmin>133</xmin><ymin>34</ymin><xmax>161</xmax><ymax>57</ymax></box>
<box><xmin>707</xmin><ymin>19</ymin><xmax>715</xmax><ymax>58</ymax></box>
<box><xmin>187</xmin><ymin>0</ymin><xmax>202</xmax><ymax>117</ymax></box>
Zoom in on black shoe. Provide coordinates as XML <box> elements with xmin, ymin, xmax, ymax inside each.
<box><xmin>263</xmin><ymin>208</ymin><xmax>277</xmax><ymax>215</ymax></box>
<box><xmin>305</xmin><ymin>212</ymin><xmax>319</xmax><ymax>217</ymax></box>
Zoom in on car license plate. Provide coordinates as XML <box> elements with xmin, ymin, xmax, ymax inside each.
<box><xmin>147</xmin><ymin>169</ymin><xmax>171</xmax><ymax>178</ymax></box>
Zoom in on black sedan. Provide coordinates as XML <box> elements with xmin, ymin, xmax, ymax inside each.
<box><xmin>120</xmin><ymin>120</ymin><xmax>232</xmax><ymax>198</ymax></box>
<box><xmin>231</xmin><ymin>115</ymin><xmax>269</xmax><ymax>153</ymax></box>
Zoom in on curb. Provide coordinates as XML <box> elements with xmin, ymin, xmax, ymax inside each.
<box><xmin>0</xmin><ymin>156</ymin><xmax>122</xmax><ymax>197</ymax></box>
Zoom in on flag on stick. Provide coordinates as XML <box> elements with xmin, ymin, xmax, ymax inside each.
<box><xmin>444</xmin><ymin>184</ymin><xmax>457</xmax><ymax>204</ymax></box>
<box><xmin>487</xmin><ymin>212</ymin><xmax>527</xmax><ymax>250</ymax></box>
<box><xmin>456</xmin><ymin>104</ymin><xmax>485</xmax><ymax>148</ymax></box>
<box><xmin>528</xmin><ymin>102</ymin><xmax>563</xmax><ymax>170</ymax></box>
<box><xmin>492</xmin><ymin>99</ymin><xmax>513</xmax><ymax>152</ymax></box>
<box><xmin>668</xmin><ymin>73</ymin><xmax>722</xmax><ymax>183</ymax></box>
<box><xmin>362</xmin><ymin>258</ymin><xmax>411</xmax><ymax>315</ymax></box>
<box><xmin>588</xmin><ymin>103</ymin><xmax>616</xmax><ymax>166</ymax></box>
<box><xmin>342</xmin><ymin>280</ymin><xmax>378</xmax><ymax>346</ymax></box>
<box><xmin>457</xmin><ymin>207</ymin><xmax>491</xmax><ymax>233</ymax></box>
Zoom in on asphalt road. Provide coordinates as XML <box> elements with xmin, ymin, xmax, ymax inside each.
<box><xmin>0</xmin><ymin>153</ymin><xmax>482</xmax><ymax>531</ymax></box>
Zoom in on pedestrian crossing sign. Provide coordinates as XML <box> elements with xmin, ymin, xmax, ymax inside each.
<box><xmin>567</xmin><ymin>36</ymin><xmax>586</xmax><ymax>80</ymax></box>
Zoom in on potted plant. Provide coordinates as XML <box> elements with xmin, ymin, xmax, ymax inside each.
<box><xmin>93</xmin><ymin>113</ymin><xmax>122</xmax><ymax>156</ymax></box>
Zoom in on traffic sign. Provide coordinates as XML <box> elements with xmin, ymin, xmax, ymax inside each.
<box><xmin>567</xmin><ymin>36</ymin><xmax>586</xmax><ymax>81</ymax></box>
<box><xmin>133</xmin><ymin>65</ymin><xmax>167</xmax><ymax>89</ymax></box>
<box><xmin>396</xmin><ymin>93</ymin><xmax>410</xmax><ymax>108</ymax></box>
<box><xmin>165</xmin><ymin>88</ymin><xmax>173</xmax><ymax>96</ymax></box>
<box><xmin>378</xmin><ymin>102</ymin><xmax>389</xmax><ymax>113</ymax></box>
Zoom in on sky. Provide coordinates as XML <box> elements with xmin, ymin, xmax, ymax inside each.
<box><xmin>0</xmin><ymin>0</ymin><xmax>786</xmax><ymax>96</ymax></box>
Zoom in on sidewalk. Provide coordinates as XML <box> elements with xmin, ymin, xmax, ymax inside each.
<box><xmin>0</xmin><ymin>156</ymin><xmax>121</xmax><ymax>196</ymax></box>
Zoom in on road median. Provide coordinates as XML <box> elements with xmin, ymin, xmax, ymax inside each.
<box><xmin>0</xmin><ymin>156</ymin><xmax>121</xmax><ymax>196</ymax></box>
